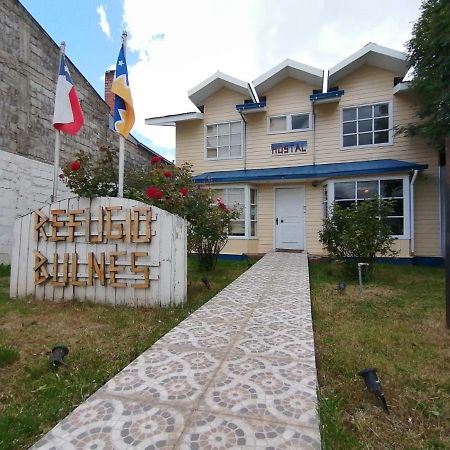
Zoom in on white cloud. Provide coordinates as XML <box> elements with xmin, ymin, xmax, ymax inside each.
<box><xmin>96</xmin><ymin>4</ymin><xmax>111</xmax><ymax>39</ymax></box>
<box><xmin>122</xmin><ymin>0</ymin><xmax>422</xmax><ymax>160</ymax></box>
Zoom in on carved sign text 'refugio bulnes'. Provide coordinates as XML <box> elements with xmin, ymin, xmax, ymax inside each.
<box><xmin>32</xmin><ymin>206</ymin><xmax>152</xmax><ymax>289</ymax></box>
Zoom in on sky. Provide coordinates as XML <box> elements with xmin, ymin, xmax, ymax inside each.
<box><xmin>20</xmin><ymin>0</ymin><xmax>423</xmax><ymax>161</ymax></box>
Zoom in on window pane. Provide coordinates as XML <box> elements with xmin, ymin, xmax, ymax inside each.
<box><xmin>343</xmin><ymin>134</ymin><xmax>357</xmax><ymax>147</ymax></box>
<box><xmin>230</xmin><ymin>133</ymin><xmax>241</xmax><ymax>145</ymax></box>
<box><xmin>335</xmin><ymin>200</ymin><xmax>355</xmax><ymax>210</ymax></box>
<box><xmin>230</xmin><ymin>221</ymin><xmax>245</xmax><ymax>236</ymax></box>
<box><xmin>218</xmin><ymin>135</ymin><xmax>229</xmax><ymax>146</ymax></box>
<box><xmin>230</xmin><ymin>122</ymin><xmax>241</xmax><ymax>133</ymax></box>
<box><xmin>380</xmin><ymin>179</ymin><xmax>403</xmax><ymax>197</ymax></box>
<box><xmin>270</xmin><ymin>116</ymin><xmax>287</xmax><ymax>132</ymax></box>
<box><xmin>251</xmin><ymin>221</ymin><xmax>257</xmax><ymax>237</ymax></box>
<box><xmin>374</xmin><ymin>103</ymin><xmax>389</xmax><ymax>117</ymax></box>
<box><xmin>206</xmin><ymin>136</ymin><xmax>217</xmax><ymax>147</ymax></box>
<box><xmin>230</xmin><ymin>145</ymin><xmax>241</xmax><ymax>157</ymax></box>
<box><xmin>374</xmin><ymin>131</ymin><xmax>389</xmax><ymax>144</ymax></box>
<box><xmin>250</xmin><ymin>189</ymin><xmax>257</xmax><ymax>204</ymax></box>
<box><xmin>292</xmin><ymin>114</ymin><xmax>309</xmax><ymax>130</ymax></box>
<box><xmin>385</xmin><ymin>217</ymin><xmax>404</xmax><ymax>235</ymax></box>
<box><xmin>374</xmin><ymin>117</ymin><xmax>389</xmax><ymax>130</ymax></box>
<box><xmin>343</xmin><ymin>108</ymin><xmax>356</xmax><ymax>121</ymax></box>
<box><xmin>357</xmin><ymin>181</ymin><xmax>378</xmax><ymax>199</ymax></box>
<box><xmin>228</xmin><ymin>188</ymin><xmax>245</xmax><ymax>205</ymax></box>
<box><xmin>358</xmin><ymin>105</ymin><xmax>372</xmax><ymax>119</ymax></box>
<box><xmin>218</xmin><ymin>123</ymin><xmax>229</xmax><ymax>135</ymax></box>
<box><xmin>343</xmin><ymin>121</ymin><xmax>357</xmax><ymax>134</ymax></box>
<box><xmin>206</xmin><ymin>125</ymin><xmax>216</xmax><ymax>136</ymax></box>
<box><xmin>206</xmin><ymin>148</ymin><xmax>217</xmax><ymax>158</ymax></box>
<box><xmin>250</xmin><ymin>205</ymin><xmax>257</xmax><ymax>221</ymax></box>
<box><xmin>335</xmin><ymin>182</ymin><xmax>355</xmax><ymax>200</ymax></box>
<box><xmin>358</xmin><ymin>119</ymin><xmax>373</xmax><ymax>132</ymax></box>
<box><xmin>218</xmin><ymin>147</ymin><xmax>229</xmax><ymax>158</ymax></box>
<box><xmin>389</xmin><ymin>199</ymin><xmax>404</xmax><ymax>216</ymax></box>
<box><xmin>358</xmin><ymin>132</ymin><xmax>373</xmax><ymax>146</ymax></box>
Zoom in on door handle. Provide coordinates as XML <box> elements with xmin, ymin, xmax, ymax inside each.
<box><xmin>280</xmin><ymin>219</ymin><xmax>284</xmax><ymax>223</ymax></box>
<box><xmin>275</xmin><ymin>217</ymin><xmax>278</xmax><ymax>225</ymax></box>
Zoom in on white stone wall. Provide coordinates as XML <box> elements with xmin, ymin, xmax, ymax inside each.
<box><xmin>0</xmin><ymin>149</ymin><xmax>71</xmax><ymax>264</ymax></box>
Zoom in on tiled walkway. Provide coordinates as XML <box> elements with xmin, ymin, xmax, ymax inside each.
<box><xmin>32</xmin><ymin>252</ymin><xmax>321</xmax><ymax>449</ymax></box>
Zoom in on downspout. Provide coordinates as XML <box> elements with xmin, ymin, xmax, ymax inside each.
<box><xmin>312</xmin><ymin>100</ymin><xmax>316</xmax><ymax>166</ymax></box>
<box><xmin>239</xmin><ymin>111</ymin><xmax>247</xmax><ymax>170</ymax></box>
<box><xmin>410</xmin><ymin>169</ymin><xmax>418</xmax><ymax>255</ymax></box>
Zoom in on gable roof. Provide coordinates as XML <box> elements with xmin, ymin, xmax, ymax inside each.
<box><xmin>253</xmin><ymin>59</ymin><xmax>323</xmax><ymax>95</ymax></box>
<box><xmin>188</xmin><ymin>71</ymin><xmax>252</xmax><ymax>107</ymax></box>
<box><xmin>328</xmin><ymin>43</ymin><xmax>409</xmax><ymax>86</ymax></box>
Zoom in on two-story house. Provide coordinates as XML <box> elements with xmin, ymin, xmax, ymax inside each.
<box><xmin>146</xmin><ymin>43</ymin><xmax>443</xmax><ymax>264</ymax></box>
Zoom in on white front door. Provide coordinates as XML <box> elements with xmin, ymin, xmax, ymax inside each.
<box><xmin>275</xmin><ymin>187</ymin><xmax>305</xmax><ymax>250</ymax></box>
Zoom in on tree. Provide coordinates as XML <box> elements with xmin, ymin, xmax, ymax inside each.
<box><xmin>397</xmin><ymin>0</ymin><xmax>450</xmax><ymax>153</ymax></box>
<box><xmin>319</xmin><ymin>199</ymin><xmax>398</xmax><ymax>278</ymax></box>
<box><xmin>401</xmin><ymin>0</ymin><xmax>450</xmax><ymax>328</ymax></box>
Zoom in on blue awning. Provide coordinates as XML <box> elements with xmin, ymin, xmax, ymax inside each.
<box><xmin>193</xmin><ymin>159</ymin><xmax>428</xmax><ymax>183</ymax></box>
<box><xmin>310</xmin><ymin>89</ymin><xmax>344</xmax><ymax>104</ymax></box>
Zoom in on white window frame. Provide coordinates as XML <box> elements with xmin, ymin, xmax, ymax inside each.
<box><xmin>324</xmin><ymin>174</ymin><xmax>410</xmax><ymax>239</ymax></box>
<box><xmin>204</xmin><ymin>120</ymin><xmax>244</xmax><ymax>160</ymax></box>
<box><xmin>340</xmin><ymin>100</ymin><xmax>394</xmax><ymax>150</ymax></box>
<box><xmin>267</xmin><ymin>112</ymin><xmax>312</xmax><ymax>135</ymax></box>
<box><xmin>211</xmin><ymin>184</ymin><xmax>257</xmax><ymax>239</ymax></box>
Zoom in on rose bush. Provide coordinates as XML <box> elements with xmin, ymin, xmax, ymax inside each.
<box><xmin>62</xmin><ymin>149</ymin><xmax>238</xmax><ymax>271</ymax></box>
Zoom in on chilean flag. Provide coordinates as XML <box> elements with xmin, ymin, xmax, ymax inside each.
<box><xmin>52</xmin><ymin>53</ymin><xmax>84</xmax><ymax>135</ymax></box>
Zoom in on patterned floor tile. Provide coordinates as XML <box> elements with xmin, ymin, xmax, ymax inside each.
<box><xmin>177</xmin><ymin>411</ymin><xmax>321</xmax><ymax>450</ymax></box>
<box><xmin>32</xmin><ymin>397</ymin><xmax>185</xmax><ymax>450</ymax></box>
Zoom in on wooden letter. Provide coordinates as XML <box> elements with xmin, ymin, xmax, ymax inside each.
<box><xmin>124</xmin><ymin>209</ymin><xmax>132</xmax><ymax>244</ymax></box>
<box><xmin>132</xmin><ymin>207</ymin><xmax>152</xmax><ymax>243</ymax></box>
<box><xmin>51</xmin><ymin>253</ymin><xmax>68</xmax><ymax>287</ymax></box>
<box><xmin>105</xmin><ymin>206</ymin><xmax>123</xmax><ymax>240</ymax></box>
<box><xmin>130</xmin><ymin>252</ymin><xmax>150</xmax><ymax>289</ymax></box>
<box><xmin>90</xmin><ymin>207</ymin><xmax>104</xmax><ymax>243</ymax></box>
<box><xmin>49</xmin><ymin>209</ymin><xmax>66</xmax><ymax>242</ymax></box>
<box><xmin>33</xmin><ymin>251</ymin><xmax>50</xmax><ymax>285</ymax></box>
<box><xmin>70</xmin><ymin>253</ymin><xmax>86</xmax><ymax>286</ymax></box>
<box><xmin>109</xmin><ymin>251</ymin><xmax>126</xmax><ymax>288</ymax></box>
<box><xmin>87</xmin><ymin>252</ymin><xmax>105</xmax><ymax>286</ymax></box>
<box><xmin>84</xmin><ymin>208</ymin><xmax>91</xmax><ymax>243</ymax></box>
<box><xmin>67</xmin><ymin>209</ymin><xmax>84</xmax><ymax>242</ymax></box>
<box><xmin>33</xmin><ymin>211</ymin><xmax>48</xmax><ymax>241</ymax></box>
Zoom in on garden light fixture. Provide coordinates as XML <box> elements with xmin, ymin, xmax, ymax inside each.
<box><xmin>51</xmin><ymin>345</ymin><xmax>69</xmax><ymax>368</ymax></box>
<box><xmin>357</xmin><ymin>367</ymin><xmax>389</xmax><ymax>414</ymax></box>
<box><xmin>337</xmin><ymin>281</ymin><xmax>346</xmax><ymax>292</ymax></box>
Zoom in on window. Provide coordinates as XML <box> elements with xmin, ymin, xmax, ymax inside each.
<box><xmin>332</xmin><ymin>178</ymin><xmax>406</xmax><ymax>236</ymax></box>
<box><xmin>212</xmin><ymin>186</ymin><xmax>257</xmax><ymax>238</ymax></box>
<box><xmin>206</xmin><ymin>121</ymin><xmax>242</xmax><ymax>159</ymax></box>
<box><xmin>269</xmin><ymin>113</ymin><xmax>311</xmax><ymax>133</ymax></box>
<box><xmin>342</xmin><ymin>102</ymin><xmax>391</xmax><ymax>148</ymax></box>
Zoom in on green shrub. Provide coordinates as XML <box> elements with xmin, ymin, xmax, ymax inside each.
<box><xmin>318</xmin><ymin>198</ymin><xmax>398</xmax><ymax>277</ymax></box>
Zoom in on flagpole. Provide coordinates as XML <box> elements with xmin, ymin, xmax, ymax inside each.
<box><xmin>118</xmin><ymin>31</ymin><xmax>127</xmax><ymax>198</ymax></box>
<box><xmin>52</xmin><ymin>41</ymin><xmax>65</xmax><ymax>203</ymax></box>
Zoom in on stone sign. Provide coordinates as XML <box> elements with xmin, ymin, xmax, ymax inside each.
<box><xmin>9</xmin><ymin>197</ymin><xmax>187</xmax><ymax>307</ymax></box>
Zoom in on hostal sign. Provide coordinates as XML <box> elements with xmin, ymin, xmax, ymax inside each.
<box><xmin>9</xmin><ymin>197</ymin><xmax>187</xmax><ymax>307</ymax></box>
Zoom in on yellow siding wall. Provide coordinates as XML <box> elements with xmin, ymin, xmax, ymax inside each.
<box><xmin>175</xmin><ymin>65</ymin><xmax>441</xmax><ymax>258</ymax></box>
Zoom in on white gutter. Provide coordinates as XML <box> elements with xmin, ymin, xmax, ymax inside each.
<box><xmin>410</xmin><ymin>169</ymin><xmax>418</xmax><ymax>255</ymax></box>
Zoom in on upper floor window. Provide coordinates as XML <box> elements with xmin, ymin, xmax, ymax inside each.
<box><xmin>268</xmin><ymin>112</ymin><xmax>311</xmax><ymax>133</ymax></box>
<box><xmin>206</xmin><ymin>121</ymin><xmax>242</xmax><ymax>159</ymax></box>
<box><xmin>342</xmin><ymin>102</ymin><xmax>391</xmax><ymax>148</ymax></box>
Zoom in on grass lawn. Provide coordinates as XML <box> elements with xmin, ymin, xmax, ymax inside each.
<box><xmin>310</xmin><ymin>262</ymin><xmax>450</xmax><ymax>449</ymax></box>
<box><xmin>0</xmin><ymin>257</ymin><xmax>249</xmax><ymax>450</ymax></box>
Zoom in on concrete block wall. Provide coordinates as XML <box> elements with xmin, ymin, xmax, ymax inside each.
<box><xmin>0</xmin><ymin>150</ymin><xmax>71</xmax><ymax>264</ymax></box>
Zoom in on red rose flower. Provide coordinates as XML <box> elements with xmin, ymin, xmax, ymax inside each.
<box><xmin>150</xmin><ymin>156</ymin><xmax>163</xmax><ymax>164</ymax></box>
<box><xmin>70</xmin><ymin>161</ymin><xmax>81</xmax><ymax>171</ymax></box>
<box><xmin>179</xmin><ymin>187</ymin><xmax>189</xmax><ymax>197</ymax></box>
<box><xmin>146</xmin><ymin>186</ymin><xmax>164</xmax><ymax>200</ymax></box>
<box><xmin>163</xmin><ymin>171</ymin><xmax>173</xmax><ymax>177</ymax></box>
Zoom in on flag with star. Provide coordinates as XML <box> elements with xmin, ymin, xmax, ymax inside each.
<box><xmin>111</xmin><ymin>44</ymin><xmax>135</xmax><ymax>138</ymax></box>
<box><xmin>52</xmin><ymin>52</ymin><xmax>84</xmax><ymax>135</ymax></box>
